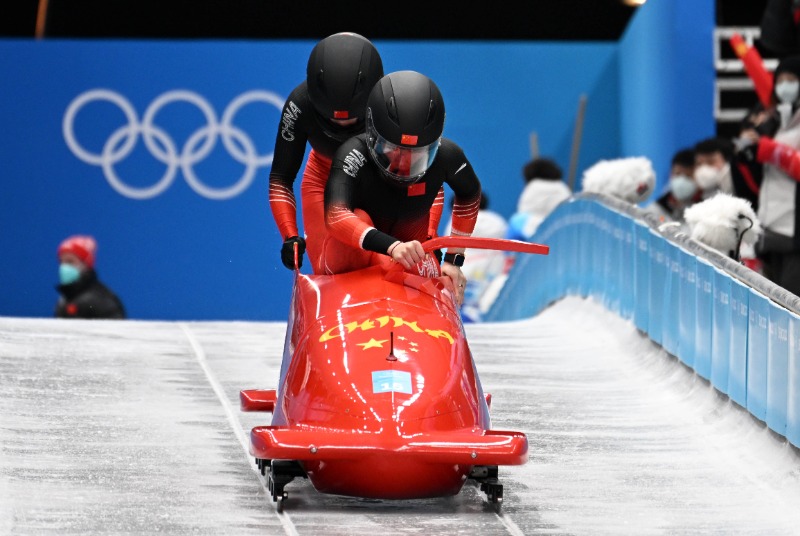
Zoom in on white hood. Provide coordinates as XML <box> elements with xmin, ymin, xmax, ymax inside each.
<box><xmin>581</xmin><ymin>156</ymin><xmax>656</xmax><ymax>204</ymax></box>
<box><xmin>683</xmin><ymin>192</ymin><xmax>763</xmax><ymax>258</ymax></box>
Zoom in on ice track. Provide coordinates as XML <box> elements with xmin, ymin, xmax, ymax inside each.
<box><xmin>3</xmin><ymin>296</ymin><xmax>800</xmax><ymax>535</ymax></box>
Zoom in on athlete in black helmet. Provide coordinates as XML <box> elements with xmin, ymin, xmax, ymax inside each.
<box><xmin>269</xmin><ymin>32</ymin><xmax>384</xmax><ymax>273</ymax></box>
<box><xmin>322</xmin><ymin>70</ymin><xmax>482</xmax><ymax>304</ymax></box>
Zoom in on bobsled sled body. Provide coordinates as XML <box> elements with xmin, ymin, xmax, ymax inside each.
<box><xmin>242</xmin><ymin>263</ymin><xmax>527</xmax><ymax>502</ymax></box>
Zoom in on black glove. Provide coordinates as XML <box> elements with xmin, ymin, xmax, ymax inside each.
<box><xmin>755</xmin><ymin>112</ymin><xmax>780</xmax><ymax>138</ymax></box>
<box><xmin>280</xmin><ymin>236</ymin><xmax>306</xmax><ymax>270</ymax></box>
<box><xmin>737</xmin><ymin>141</ymin><xmax>757</xmax><ymax>163</ymax></box>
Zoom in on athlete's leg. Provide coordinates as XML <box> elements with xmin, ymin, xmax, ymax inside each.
<box><xmin>320</xmin><ymin>209</ymin><xmax>383</xmax><ymax>274</ymax></box>
<box><xmin>300</xmin><ymin>150</ymin><xmax>332</xmax><ymax>274</ymax></box>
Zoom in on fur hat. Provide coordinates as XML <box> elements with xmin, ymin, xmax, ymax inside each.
<box><xmin>58</xmin><ymin>235</ymin><xmax>97</xmax><ymax>268</ymax></box>
<box><xmin>683</xmin><ymin>193</ymin><xmax>762</xmax><ymax>259</ymax></box>
<box><xmin>581</xmin><ymin>156</ymin><xmax>655</xmax><ymax>204</ymax></box>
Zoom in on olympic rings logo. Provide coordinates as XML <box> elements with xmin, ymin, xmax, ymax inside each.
<box><xmin>63</xmin><ymin>89</ymin><xmax>284</xmax><ymax>200</ymax></box>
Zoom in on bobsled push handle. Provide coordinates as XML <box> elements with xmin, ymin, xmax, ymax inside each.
<box><xmin>421</xmin><ymin>236</ymin><xmax>549</xmax><ymax>256</ymax></box>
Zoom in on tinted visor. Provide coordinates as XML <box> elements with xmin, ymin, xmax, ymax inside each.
<box><xmin>367</xmin><ymin>119</ymin><xmax>439</xmax><ymax>184</ymax></box>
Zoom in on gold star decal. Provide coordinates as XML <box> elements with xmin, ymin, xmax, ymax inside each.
<box><xmin>357</xmin><ymin>338</ymin><xmax>389</xmax><ymax>350</ymax></box>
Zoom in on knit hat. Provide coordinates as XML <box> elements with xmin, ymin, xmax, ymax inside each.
<box><xmin>57</xmin><ymin>235</ymin><xmax>97</xmax><ymax>268</ymax></box>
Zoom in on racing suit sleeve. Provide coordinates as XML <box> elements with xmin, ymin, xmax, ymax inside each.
<box><xmin>269</xmin><ymin>88</ymin><xmax>310</xmax><ymax>239</ymax></box>
<box><xmin>325</xmin><ymin>144</ymin><xmax>398</xmax><ymax>255</ymax></box>
<box><xmin>444</xmin><ymin>144</ymin><xmax>482</xmax><ymax>240</ymax></box>
<box><xmin>428</xmin><ymin>187</ymin><xmax>445</xmax><ymax>238</ymax></box>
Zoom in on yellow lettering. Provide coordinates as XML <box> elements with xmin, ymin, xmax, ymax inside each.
<box><xmin>425</xmin><ymin>329</ymin><xmax>454</xmax><ymax>344</ymax></box>
<box><xmin>320</xmin><ymin>316</ymin><xmax>452</xmax><ymax>344</ymax></box>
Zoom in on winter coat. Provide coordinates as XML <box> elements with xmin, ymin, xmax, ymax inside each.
<box><xmin>506</xmin><ymin>179</ymin><xmax>572</xmax><ymax>239</ymax></box>
<box><xmin>757</xmin><ymin>108</ymin><xmax>800</xmax><ymax>239</ymax></box>
<box><xmin>55</xmin><ymin>269</ymin><xmax>126</xmax><ymax>319</ymax></box>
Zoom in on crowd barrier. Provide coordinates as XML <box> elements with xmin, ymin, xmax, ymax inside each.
<box><xmin>485</xmin><ymin>194</ymin><xmax>800</xmax><ymax>449</ymax></box>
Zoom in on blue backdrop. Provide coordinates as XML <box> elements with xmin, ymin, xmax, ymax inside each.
<box><xmin>0</xmin><ymin>0</ymin><xmax>715</xmax><ymax>320</ymax></box>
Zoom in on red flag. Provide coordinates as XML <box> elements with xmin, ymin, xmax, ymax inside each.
<box><xmin>730</xmin><ymin>32</ymin><xmax>774</xmax><ymax>108</ymax></box>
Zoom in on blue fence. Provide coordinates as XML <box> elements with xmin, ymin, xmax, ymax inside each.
<box><xmin>486</xmin><ymin>195</ymin><xmax>800</xmax><ymax>449</ymax></box>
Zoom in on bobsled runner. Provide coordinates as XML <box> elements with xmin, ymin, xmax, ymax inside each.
<box><xmin>240</xmin><ymin>237</ymin><xmax>549</xmax><ymax>510</ymax></box>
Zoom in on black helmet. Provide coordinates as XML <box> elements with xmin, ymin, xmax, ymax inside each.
<box><xmin>306</xmin><ymin>32</ymin><xmax>383</xmax><ymax>123</ymax></box>
<box><xmin>366</xmin><ymin>71</ymin><xmax>445</xmax><ymax>184</ymax></box>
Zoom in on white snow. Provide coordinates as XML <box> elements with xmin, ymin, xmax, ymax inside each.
<box><xmin>2</xmin><ymin>296</ymin><xmax>800</xmax><ymax>535</ymax></box>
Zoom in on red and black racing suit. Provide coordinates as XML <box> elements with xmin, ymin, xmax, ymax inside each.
<box><xmin>268</xmin><ymin>82</ymin><xmax>444</xmax><ymax>274</ymax></box>
<box><xmin>322</xmin><ymin>134</ymin><xmax>482</xmax><ymax>275</ymax></box>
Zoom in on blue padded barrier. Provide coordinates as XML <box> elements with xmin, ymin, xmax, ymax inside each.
<box><xmin>695</xmin><ymin>259</ymin><xmax>714</xmax><ymax>380</ymax></box>
<box><xmin>728</xmin><ymin>279</ymin><xmax>750</xmax><ymax>408</ymax></box>
<box><xmin>679</xmin><ymin>251</ymin><xmax>697</xmax><ymax>370</ymax></box>
<box><xmin>711</xmin><ymin>268</ymin><xmax>732</xmax><ymax>394</ymax></box>
<box><xmin>661</xmin><ymin>241</ymin><xmax>682</xmax><ymax>358</ymax></box>
<box><xmin>788</xmin><ymin>313</ymin><xmax>800</xmax><ymax>446</ymax></box>
<box><xmin>485</xmin><ymin>193</ymin><xmax>800</xmax><ymax>447</ymax></box>
<box><xmin>767</xmin><ymin>305</ymin><xmax>790</xmax><ymax>436</ymax></box>
<box><xmin>619</xmin><ymin>212</ymin><xmax>636</xmax><ymax>321</ymax></box>
<box><xmin>634</xmin><ymin>219</ymin><xmax>651</xmax><ymax>333</ymax></box>
<box><xmin>648</xmin><ymin>229</ymin><xmax>666</xmax><ymax>345</ymax></box>
<box><xmin>747</xmin><ymin>291</ymin><xmax>770</xmax><ymax>423</ymax></box>
<box><xmin>608</xmin><ymin>209</ymin><xmax>624</xmax><ymax>316</ymax></box>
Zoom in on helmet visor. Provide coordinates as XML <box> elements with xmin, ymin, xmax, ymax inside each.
<box><xmin>367</xmin><ymin>120</ymin><xmax>439</xmax><ymax>184</ymax></box>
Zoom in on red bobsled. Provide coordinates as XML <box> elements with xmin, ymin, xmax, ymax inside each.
<box><xmin>240</xmin><ymin>237</ymin><xmax>548</xmax><ymax>509</ymax></box>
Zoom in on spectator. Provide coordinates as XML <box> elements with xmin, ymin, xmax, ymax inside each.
<box><xmin>645</xmin><ymin>147</ymin><xmax>699</xmax><ymax>223</ymax></box>
<box><xmin>759</xmin><ymin>0</ymin><xmax>800</xmax><ymax>59</ymax></box>
<box><xmin>747</xmin><ymin>54</ymin><xmax>800</xmax><ymax>295</ymax></box>
<box><xmin>268</xmin><ymin>32</ymin><xmax>385</xmax><ymax>273</ymax></box>
<box><xmin>443</xmin><ymin>193</ymin><xmax>508</xmax><ymax>322</ymax></box>
<box><xmin>322</xmin><ymin>70</ymin><xmax>483</xmax><ymax>305</ymax></box>
<box><xmin>695</xmin><ymin>136</ymin><xmax>761</xmax><ymax>211</ymax></box>
<box><xmin>55</xmin><ymin>235</ymin><xmax>125</xmax><ymax>319</ymax></box>
<box><xmin>581</xmin><ymin>156</ymin><xmax>655</xmax><ymax>204</ymax></box>
<box><xmin>506</xmin><ymin>157</ymin><xmax>571</xmax><ymax>240</ymax></box>
<box><xmin>683</xmin><ymin>193</ymin><xmax>762</xmax><ymax>263</ymax></box>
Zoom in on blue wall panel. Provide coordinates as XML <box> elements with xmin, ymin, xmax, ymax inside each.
<box><xmin>788</xmin><ymin>312</ymin><xmax>800</xmax><ymax>446</ymax></box>
<box><xmin>0</xmin><ymin>39</ymin><xmax>620</xmax><ymax>320</ymax></box>
<box><xmin>711</xmin><ymin>269</ymin><xmax>732</xmax><ymax>394</ymax></box>
<box><xmin>694</xmin><ymin>260</ymin><xmax>714</xmax><ymax>377</ymax></box>
<box><xmin>747</xmin><ymin>291</ymin><xmax>770</xmax><ymax>422</ymax></box>
<box><xmin>728</xmin><ymin>279</ymin><xmax>750</xmax><ymax>408</ymax></box>
<box><xmin>662</xmin><ymin>242</ymin><xmax>682</xmax><ymax>358</ymax></box>
<box><xmin>619</xmin><ymin>214</ymin><xmax>636</xmax><ymax>320</ymax></box>
<box><xmin>679</xmin><ymin>252</ymin><xmax>697</xmax><ymax>369</ymax></box>
<box><xmin>648</xmin><ymin>229</ymin><xmax>666</xmax><ymax>345</ymax></box>
<box><xmin>634</xmin><ymin>219</ymin><xmax>651</xmax><ymax>333</ymax></box>
<box><xmin>766</xmin><ymin>306</ymin><xmax>790</xmax><ymax>435</ymax></box>
<box><xmin>619</xmin><ymin>0</ymin><xmax>715</xmax><ymax>196</ymax></box>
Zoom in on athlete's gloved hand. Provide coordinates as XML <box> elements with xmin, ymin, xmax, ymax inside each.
<box><xmin>280</xmin><ymin>236</ymin><xmax>306</xmax><ymax>270</ymax></box>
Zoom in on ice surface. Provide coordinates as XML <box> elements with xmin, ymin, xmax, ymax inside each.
<box><xmin>2</xmin><ymin>296</ymin><xmax>800</xmax><ymax>535</ymax></box>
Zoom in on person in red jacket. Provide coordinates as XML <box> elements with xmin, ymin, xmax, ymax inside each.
<box><xmin>737</xmin><ymin>54</ymin><xmax>800</xmax><ymax>293</ymax></box>
<box><xmin>55</xmin><ymin>235</ymin><xmax>126</xmax><ymax>319</ymax></box>
<box><xmin>321</xmin><ymin>71</ymin><xmax>482</xmax><ymax>304</ymax></box>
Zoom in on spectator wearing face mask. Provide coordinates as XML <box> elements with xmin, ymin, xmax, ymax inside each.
<box><xmin>693</xmin><ymin>137</ymin><xmax>735</xmax><ymax>198</ymax></box>
<box><xmin>742</xmin><ymin>54</ymin><xmax>800</xmax><ymax>295</ymax></box>
<box><xmin>693</xmin><ymin>136</ymin><xmax>762</xmax><ymax>212</ymax></box>
<box><xmin>55</xmin><ymin>235</ymin><xmax>126</xmax><ymax>319</ymax></box>
<box><xmin>646</xmin><ymin>148</ymin><xmax>699</xmax><ymax>223</ymax></box>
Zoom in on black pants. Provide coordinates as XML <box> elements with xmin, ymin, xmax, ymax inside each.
<box><xmin>758</xmin><ymin>229</ymin><xmax>800</xmax><ymax>297</ymax></box>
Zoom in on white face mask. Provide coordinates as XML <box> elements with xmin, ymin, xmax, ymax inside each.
<box><xmin>669</xmin><ymin>174</ymin><xmax>697</xmax><ymax>201</ymax></box>
<box><xmin>775</xmin><ymin>80</ymin><xmax>800</xmax><ymax>104</ymax></box>
<box><xmin>694</xmin><ymin>164</ymin><xmax>720</xmax><ymax>190</ymax></box>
